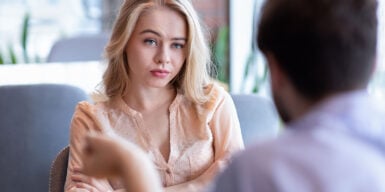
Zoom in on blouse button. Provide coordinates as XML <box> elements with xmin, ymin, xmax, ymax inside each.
<box><xmin>166</xmin><ymin>169</ymin><xmax>171</xmax><ymax>174</ymax></box>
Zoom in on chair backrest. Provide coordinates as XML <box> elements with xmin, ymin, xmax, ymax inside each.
<box><xmin>0</xmin><ymin>84</ymin><xmax>89</xmax><ymax>192</ymax></box>
<box><xmin>231</xmin><ymin>94</ymin><xmax>280</xmax><ymax>146</ymax></box>
<box><xmin>47</xmin><ymin>33</ymin><xmax>110</xmax><ymax>62</ymax></box>
<box><xmin>49</xmin><ymin>146</ymin><xmax>69</xmax><ymax>192</ymax></box>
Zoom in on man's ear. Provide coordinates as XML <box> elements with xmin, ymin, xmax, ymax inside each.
<box><xmin>265</xmin><ymin>52</ymin><xmax>284</xmax><ymax>90</ymax></box>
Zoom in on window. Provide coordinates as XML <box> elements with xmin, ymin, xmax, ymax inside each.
<box><xmin>230</xmin><ymin>0</ymin><xmax>385</xmax><ymax>102</ymax></box>
<box><xmin>370</xmin><ymin>1</ymin><xmax>385</xmax><ymax>103</ymax></box>
<box><xmin>0</xmin><ymin>0</ymin><xmax>101</xmax><ymax>63</ymax></box>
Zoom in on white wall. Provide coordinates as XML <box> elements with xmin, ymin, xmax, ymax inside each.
<box><xmin>378</xmin><ymin>0</ymin><xmax>385</xmax><ymax>71</ymax></box>
<box><xmin>370</xmin><ymin>0</ymin><xmax>385</xmax><ymax>102</ymax></box>
<box><xmin>229</xmin><ymin>0</ymin><xmax>267</xmax><ymax>94</ymax></box>
<box><xmin>229</xmin><ymin>0</ymin><xmax>255</xmax><ymax>93</ymax></box>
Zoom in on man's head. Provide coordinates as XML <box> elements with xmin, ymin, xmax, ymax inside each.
<box><xmin>258</xmin><ymin>0</ymin><xmax>378</xmax><ymax>99</ymax></box>
<box><xmin>257</xmin><ymin>0</ymin><xmax>378</xmax><ymax>121</ymax></box>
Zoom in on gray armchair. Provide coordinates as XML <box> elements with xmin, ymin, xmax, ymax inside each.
<box><xmin>47</xmin><ymin>33</ymin><xmax>110</xmax><ymax>62</ymax></box>
<box><xmin>231</xmin><ymin>94</ymin><xmax>280</xmax><ymax>146</ymax></box>
<box><xmin>50</xmin><ymin>146</ymin><xmax>69</xmax><ymax>192</ymax></box>
<box><xmin>0</xmin><ymin>84</ymin><xmax>89</xmax><ymax>192</ymax></box>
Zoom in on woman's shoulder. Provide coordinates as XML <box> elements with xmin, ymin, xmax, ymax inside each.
<box><xmin>199</xmin><ymin>82</ymin><xmax>232</xmax><ymax>110</ymax></box>
<box><xmin>175</xmin><ymin>82</ymin><xmax>232</xmax><ymax>112</ymax></box>
<box><xmin>204</xmin><ymin>82</ymin><xmax>231</xmax><ymax>101</ymax></box>
<box><xmin>73</xmin><ymin>99</ymin><xmax>111</xmax><ymax>117</ymax></box>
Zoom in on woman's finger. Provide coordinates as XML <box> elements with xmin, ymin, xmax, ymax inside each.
<box><xmin>71</xmin><ymin>172</ymin><xmax>91</xmax><ymax>183</ymax></box>
<box><xmin>75</xmin><ymin>182</ymin><xmax>98</xmax><ymax>192</ymax></box>
<box><xmin>74</xmin><ymin>176</ymin><xmax>113</xmax><ymax>192</ymax></box>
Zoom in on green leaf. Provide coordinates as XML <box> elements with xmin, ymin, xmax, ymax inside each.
<box><xmin>21</xmin><ymin>12</ymin><xmax>30</xmax><ymax>63</ymax></box>
<box><xmin>244</xmin><ymin>50</ymin><xmax>257</xmax><ymax>77</ymax></box>
<box><xmin>34</xmin><ymin>54</ymin><xmax>41</xmax><ymax>63</ymax></box>
<box><xmin>0</xmin><ymin>51</ymin><xmax>4</xmax><ymax>64</ymax></box>
<box><xmin>8</xmin><ymin>46</ymin><xmax>17</xmax><ymax>64</ymax></box>
<box><xmin>213</xmin><ymin>26</ymin><xmax>229</xmax><ymax>84</ymax></box>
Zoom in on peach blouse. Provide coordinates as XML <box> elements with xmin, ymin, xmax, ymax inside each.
<box><xmin>65</xmin><ymin>83</ymin><xmax>244</xmax><ymax>192</ymax></box>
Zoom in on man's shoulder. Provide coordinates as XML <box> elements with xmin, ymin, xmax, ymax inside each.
<box><xmin>210</xmin><ymin>138</ymin><xmax>284</xmax><ymax>192</ymax></box>
<box><xmin>217</xmin><ymin>128</ymin><xmax>385</xmax><ymax>192</ymax></box>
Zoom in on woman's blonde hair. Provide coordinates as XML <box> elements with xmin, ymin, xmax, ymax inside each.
<box><xmin>102</xmin><ymin>0</ymin><xmax>213</xmax><ymax>104</ymax></box>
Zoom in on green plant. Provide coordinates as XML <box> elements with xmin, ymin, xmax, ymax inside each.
<box><xmin>242</xmin><ymin>49</ymin><xmax>268</xmax><ymax>93</ymax></box>
<box><xmin>1</xmin><ymin>12</ymin><xmax>32</xmax><ymax>64</ymax></box>
<box><xmin>240</xmin><ymin>0</ymin><xmax>268</xmax><ymax>93</ymax></box>
<box><xmin>212</xmin><ymin>26</ymin><xmax>230</xmax><ymax>85</ymax></box>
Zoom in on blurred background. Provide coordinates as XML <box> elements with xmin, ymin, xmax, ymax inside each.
<box><xmin>0</xmin><ymin>0</ymin><xmax>384</xmax><ymax>100</ymax></box>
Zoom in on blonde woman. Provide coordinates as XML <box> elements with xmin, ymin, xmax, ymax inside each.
<box><xmin>64</xmin><ymin>0</ymin><xmax>244</xmax><ymax>191</ymax></box>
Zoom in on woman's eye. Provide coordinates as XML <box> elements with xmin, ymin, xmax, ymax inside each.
<box><xmin>172</xmin><ymin>43</ymin><xmax>184</xmax><ymax>49</ymax></box>
<box><xmin>144</xmin><ymin>39</ymin><xmax>157</xmax><ymax>46</ymax></box>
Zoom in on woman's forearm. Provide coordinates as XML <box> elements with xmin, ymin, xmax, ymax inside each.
<box><xmin>118</xmin><ymin>142</ymin><xmax>163</xmax><ymax>192</ymax></box>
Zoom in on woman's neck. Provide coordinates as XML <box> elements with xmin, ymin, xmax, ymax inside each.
<box><xmin>122</xmin><ymin>85</ymin><xmax>176</xmax><ymax>113</ymax></box>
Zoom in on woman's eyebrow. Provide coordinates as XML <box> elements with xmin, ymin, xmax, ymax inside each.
<box><xmin>140</xmin><ymin>29</ymin><xmax>186</xmax><ymax>41</ymax></box>
<box><xmin>140</xmin><ymin>29</ymin><xmax>161</xmax><ymax>36</ymax></box>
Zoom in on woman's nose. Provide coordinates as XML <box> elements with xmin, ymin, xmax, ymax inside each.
<box><xmin>155</xmin><ymin>46</ymin><xmax>171</xmax><ymax>64</ymax></box>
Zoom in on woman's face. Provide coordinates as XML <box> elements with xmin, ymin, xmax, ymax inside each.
<box><xmin>125</xmin><ymin>7</ymin><xmax>187</xmax><ymax>89</ymax></box>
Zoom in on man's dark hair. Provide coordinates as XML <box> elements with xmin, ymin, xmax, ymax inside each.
<box><xmin>257</xmin><ymin>0</ymin><xmax>378</xmax><ymax>100</ymax></box>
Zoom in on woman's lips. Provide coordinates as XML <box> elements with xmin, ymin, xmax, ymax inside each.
<box><xmin>150</xmin><ymin>69</ymin><xmax>170</xmax><ymax>78</ymax></box>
